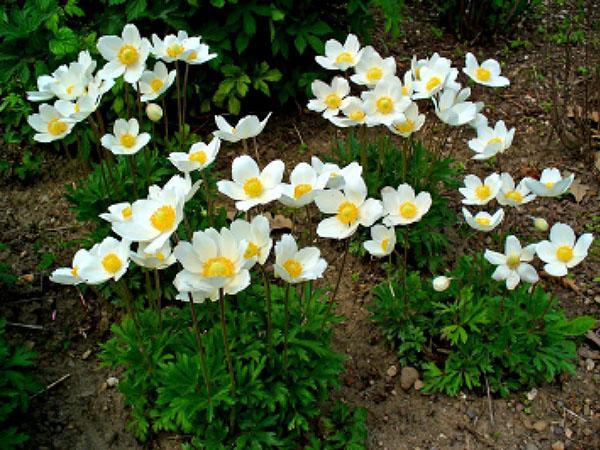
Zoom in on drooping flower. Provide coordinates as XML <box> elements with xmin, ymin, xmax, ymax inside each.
<box><xmin>78</xmin><ymin>237</ymin><xmax>131</xmax><ymax>284</ymax></box>
<box><xmin>463</xmin><ymin>52</ymin><xmax>509</xmax><ymax>87</ymax></box>
<box><xmin>49</xmin><ymin>249</ymin><xmax>93</xmax><ymax>285</ymax></box>
<box><xmin>99</xmin><ymin>202</ymin><xmax>134</xmax><ymax>224</ymax></box>
<box><xmin>362</xmin><ymin>76</ymin><xmax>411</xmax><ymax>126</ymax></box>
<box><xmin>363</xmin><ymin>225</ymin><xmax>396</xmax><ymax>257</ymax></box>
<box><xmin>310</xmin><ymin>157</ymin><xmax>362</xmax><ymax>190</ymax></box>
<box><xmin>524</xmin><ymin>168</ymin><xmax>574</xmax><ymax>197</ymax></box>
<box><xmin>213</xmin><ymin>113</ymin><xmax>272</xmax><ymax>143</ymax></box>
<box><xmin>97</xmin><ymin>24</ymin><xmax>151</xmax><ymax>83</ymax></box>
<box><xmin>273</xmin><ymin>234</ymin><xmax>327</xmax><ymax>284</ymax></box>
<box><xmin>433</xmin><ymin>87</ymin><xmax>477</xmax><ymax>126</ymax></box>
<box><xmin>536</xmin><ymin>223</ymin><xmax>593</xmax><ymax>276</ymax></box>
<box><xmin>315</xmin><ymin>34</ymin><xmax>363</xmax><ymax>71</ymax></box>
<box><xmin>279</xmin><ymin>162</ymin><xmax>329</xmax><ymax>208</ymax></box>
<box><xmin>315</xmin><ymin>176</ymin><xmax>382</xmax><ymax>239</ymax></box>
<box><xmin>101</xmin><ymin>118</ymin><xmax>151</xmax><ymax>155</ymax></box>
<box><xmin>217</xmin><ymin>155</ymin><xmax>284</xmax><ymax>211</ymax></box>
<box><xmin>459</xmin><ymin>173</ymin><xmax>501</xmax><ymax>205</ymax></box>
<box><xmin>130</xmin><ymin>241</ymin><xmax>176</xmax><ymax>270</ymax></box>
<box><xmin>468</xmin><ymin>120</ymin><xmax>515</xmax><ymax>160</ymax></box>
<box><xmin>151</xmin><ymin>31</ymin><xmax>189</xmax><ymax>62</ymax></box>
<box><xmin>484</xmin><ymin>235</ymin><xmax>538</xmax><ymax>290</ymax></box>
<box><xmin>350</xmin><ymin>46</ymin><xmax>396</xmax><ymax>87</ymax></box>
<box><xmin>432</xmin><ymin>276</ymin><xmax>451</xmax><ymax>292</ymax></box>
<box><xmin>27</xmin><ymin>104</ymin><xmax>75</xmax><ymax>142</ymax></box>
<box><xmin>496</xmin><ymin>173</ymin><xmax>536</xmax><ymax>207</ymax></box>
<box><xmin>307</xmin><ymin>77</ymin><xmax>350</xmax><ymax>119</ymax></box>
<box><xmin>230</xmin><ymin>215</ymin><xmax>272</xmax><ymax>267</ymax></box>
<box><xmin>462</xmin><ymin>207</ymin><xmax>504</xmax><ymax>232</ymax></box>
<box><xmin>387</xmin><ymin>102</ymin><xmax>425</xmax><ymax>137</ymax></box>
<box><xmin>381</xmin><ymin>184</ymin><xmax>431</xmax><ymax>226</ymax></box>
<box><xmin>168</xmin><ymin>137</ymin><xmax>221</xmax><ymax>173</ymax></box>
<box><xmin>136</xmin><ymin>61</ymin><xmax>176</xmax><ymax>102</ymax></box>
<box><xmin>329</xmin><ymin>96</ymin><xmax>368</xmax><ymax>128</ymax></box>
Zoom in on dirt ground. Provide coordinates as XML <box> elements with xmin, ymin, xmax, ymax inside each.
<box><xmin>1</xmin><ymin>2</ymin><xmax>599</xmax><ymax>449</ymax></box>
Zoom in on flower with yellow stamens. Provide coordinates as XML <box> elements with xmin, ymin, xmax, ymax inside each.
<box><xmin>274</xmin><ymin>234</ymin><xmax>327</xmax><ymax>284</ymax></box>
<box><xmin>307</xmin><ymin>77</ymin><xmax>350</xmax><ymax>119</ymax></box>
<box><xmin>97</xmin><ymin>24</ymin><xmax>151</xmax><ymax>84</ymax></box>
<box><xmin>484</xmin><ymin>235</ymin><xmax>538</xmax><ymax>290</ymax></box>
<box><xmin>364</xmin><ymin>225</ymin><xmax>396</xmax><ymax>258</ymax></box>
<box><xmin>496</xmin><ymin>173</ymin><xmax>536</xmax><ymax>207</ymax></box>
<box><xmin>362</xmin><ymin>76</ymin><xmax>411</xmax><ymax>126</ymax></box>
<box><xmin>101</xmin><ymin>118</ymin><xmax>150</xmax><ymax>155</ymax></box>
<box><xmin>468</xmin><ymin>120</ymin><xmax>515</xmax><ymax>160</ymax></box>
<box><xmin>169</xmin><ymin>137</ymin><xmax>221</xmax><ymax>173</ymax></box>
<box><xmin>350</xmin><ymin>46</ymin><xmax>396</xmax><ymax>87</ymax></box>
<box><xmin>315</xmin><ymin>34</ymin><xmax>363</xmax><ymax>71</ymax></box>
<box><xmin>381</xmin><ymin>183</ymin><xmax>431</xmax><ymax>227</ymax></box>
<box><xmin>280</xmin><ymin>162</ymin><xmax>329</xmax><ymax>208</ymax></box>
<box><xmin>462</xmin><ymin>207</ymin><xmax>504</xmax><ymax>232</ymax></box>
<box><xmin>463</xmin><ymin>52</ymin><xmax>509</xmax><ymax>87</ymax></box>
<box><xmin>536</xmin><ymin>223</ymin><xmax>593</xmax><ymax>277</ymax></box>
<box><xmin>459</xmin><ymin>173</ymin><xmax>501</xmax><ymax>206</ymax></box>
<box><xmin>77</xmin><ymin>237</ymin><xmax>131</xmax><ymax>285</ymax></box>
<box><xmin>136</xmin><ymin>61</ymin><xmax>176</xmax><ymax>102</ymax></box>
<box><xmin>230</xmin><ymin>215</ymin><xmax>273</xmax><ymax>268</ymax></box>
<box><xmin>49</xmin><ymin>249</ymin><xmax>93</xmax><ymax>286</ymax></box>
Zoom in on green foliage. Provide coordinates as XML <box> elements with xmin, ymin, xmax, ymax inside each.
<box><xmin>370</xmin><ymin>255</ymin><xmax>594</xmax><ymax>396</ymax></box>
<box><xmin>0</xmin><ymin>318</ymin><xmax>41</xmax><ymax>449</ymax></box>
<box><xmin>0</xmin><ymin>243</ymin><xmax>17</xmax><ymax>289</ymax></box>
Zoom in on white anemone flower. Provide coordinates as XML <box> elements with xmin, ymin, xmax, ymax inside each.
<box><xmin>497</xmin><ymin>173</ymin><xmax>536</xmax><ymax>207</ymax></box>
<box><xmin>130</xmin><ymin>241</ymin><xmax>176</xmax><ymax>270</ymax></box>
<box><xmin>362</xmin><ymin>76</ymin><xmax>411</xmax><ymax>126</ymax></box>
<box><xmin>381</xmin><ymin>184</ymin><xmax>432</xmax><ymax>226</ymax></box>
<box><xmin>310</xmin><ymin>157</ymin><xmax>362</xmax><ymax>190</ymax></box>
<box><xmin>536</xmin><ymin>223</ymin><xmax>594</xmax><ymax>277</ymax></box>
<box><xmin>280</xmin><ymin>162</ymin><xmax>329</xmax><ymax>207</ymax></box>
<box><xmin>462</xmin><ymin>207</ymin><xmax>504</xmax><ymax>232</ymax></box>
<box><xmin>468</xmin><ymin>101</ymin><xmax>487</xmax><ymax>129</ymax></box>
<box><xmin>433</xmin><ymin>87</ymin><xmax>477</xmax><ymax>126</ymax></box>
<box><xmin>463</xmin><ymin>52</ymin><xmax>509</xmax><ymax>87</ymax></box>
<box><xmin>213</xmin><ymin>113</ymin><xmax>272</xmax><ymax>143</ymax></box>
<box><xmin>54</xmin><ymin>77</ymin><xmax>115</xmax><ymax>122</ymax></box>
<box><xmin>350</xmin><ymin>46</ymin><xmax>396</xmax><ymax>87</ymax></box>
<box><xmin>49</xmin><ymin>249</ymin><xmax>93</xmax><ymax>286</ymax></box>
<box><xmin>151</xmin><ymin>31</ymin><xmax>189</xmax><ymax>62</ymax></box>
<box><xmin>173</xmin><ymin>227</ymin><xmax>250</xmax><ymax>295</ymax></box>
<box><xmin>217</xmin><ymin>155</ymin><xmax>284</xmax><ymax>211</ymax></box>
<box><xmin>524</xmin><ymin>168</ymin><xmax>574</xmax><ymax>197</ymax></box>
<box><xmin>484</xmin><ymin>235</ymin><xmax>538</xmax><ymax>289</ymax></box>
<box><xmin>97</xmin><ymin>24</ymin><xmax>151</xmax><ymax>83</ymax></box>
<box><xmin>315</xmin><ymin>176</ymin><xmax>382</xmax><ymax>239</ymax></box>
<box><xmin>274</xmin><ymin>234</ymin><xmax>327</xmax><ymax>284</ymax></box>
<box><xmin>459</xmin><ymin>173</ymin><xmax>501</xmax><ymax>205</ymax></box>
<box><xmin>182</xmin><ymin>38</ymin><xmax>217</xmax><ymax>65</ymax></box>
<box><xmin>329</xmin><ymin>96</ymin><xmax>368</xmax><ymax>128</ymax></box>
<box><xmin>148</xmin><ymin>173</ymin><xmax>201</xmax><ymax>203</ymax></box>
<box><xmin>364</xmin><ymin>225</ymin><xmax>396</xmax><ymax>257</ymax></box>
<box><xmin>468</xmin><ymin>120</ymin><xmax>515</xmax><ymax>160</ymax></box>
<box><xmin>168</xmin><ymin>137</ymin><xmax>221</xmax><ymax>173</ymax></box>
<box><xmin>387</xmin><ymin>102</ymin><xmax>425</xmax><ymax>137</ymax></box>
<box><xmin>230</xmin><ymin>215</ymin><xmax>272</xmax><ymax>267</ymax></box>
<box><xmin>400</xmin><ymin>71</ymin><xmax>414</xmax><ymax>98</ymax></box>
<box><xmin>78</xmin><ymin>237</ymin><xmax>130</xmax><ymax>284</ymax></box>
<box><xmin>136</xmin><ymin>61</ymin><xmax>176</xmax><ymax>102</ymax></box>
<box><xmin>100</xmin><ymin>202</ymin><xmax>134</xmax><ymax>224</ymax></box>
<box><xmin>27</xmin><ymin>71</ymin><xmax>63</xmax><ymax>102</ymax></box>
<box><xmin>27</xmin><ymin>104</ymin><xmax>75</xmax><ymax>142</ymax></box>
<box><xmin>411</xmin><ymin>53</ymin><xmax>451</xmax><ymax>80</ymax></box>
<box><xmin>50</xmin><ymin>62</ymin><xmax>88</xmax><ymax>101</ymax></box>
<box><xmin>315</xmin><ymin>34</ymin><xmax>363</xmax><ymax>71</ymax></box>
<box><xmin>101</xmin><ymin>118</ymin><xmax>151</xmax><ymax>155</ymax></box>
<box><xmin>412</xmin><ymin>61</ymin><xmax>451</xmax><ymax>99</ymax></box>
<box><xmin>307</xmin><ymin>77</ymin><xmax>350</xmax><ymax>119</ymax></box>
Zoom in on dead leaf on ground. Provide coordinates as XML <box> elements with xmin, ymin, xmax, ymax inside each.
<box><xmin>594</xmin><ymin>152</ymin><xmax>600</xmax><ymax>172</ymax></box>
<box><xmin>560</xmin><ymin>277</ymin><xmax>581</xmax><ymax>294</ymax></box>
<box><xmin>519</xmin><ymin>165</ymin><xmax>540</xmax><ymax>179</ymax></box>
<box><xmin>566</xmin><ymin>105</ymin><xmax>600</xmax><ymax>123</ymax></box>
<box><xmin>578</xmin><ymin>347</ymin><xmax>600</xmax><ymax>360</ymax></box>
<box><xmin>16</xmin><ymin>273</ymin><xmax>34</xmax><ymax>285</ymax></box>
<box><xmin>268</xmin><ymin>213</ymin><xmax>293</xmax><ymax>231</ymax></box>
<box><xmin>568</xmin><ymin>178</ymin><xmax>590</xmax><ymax>203</ymax></box>
<box><xmin>586</xmin><ymin>330</ymin><xmax>600</xmax><ymax>348</ymax></box>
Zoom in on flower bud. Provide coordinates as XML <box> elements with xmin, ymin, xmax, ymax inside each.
<box><xmin>432</xmin><ymin>276</ymin><xmax>451</xmax><ymax>292</ymax></box>
<box><xmin>533</xmin><ymin>217</ymin><xmax>548</xmax><ymax>232</ymax></box>
<box><xmin>145</xmin><ymin>103</ymin><xmax>163</xmax><ymax>122</ymax></box>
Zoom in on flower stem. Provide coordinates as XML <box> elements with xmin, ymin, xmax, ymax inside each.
<box><xmin>259</xmin><ymin>265</ymin><xmax>273</xmax><ymax>357</ymax></box>
<box><xmin>187</xmin><ymin>293</ymin><xmax>212</xmax><ymax>402</ymax></box>
<box><xmin>326</xmin><ymin>238</ymin><xmax>350</xmax><ymax>316</ymax></box>
<box><xmin>218</xmin><ymin>288</ymin><xmax>236</xmax><ymax>396</ymax></box>
<box><xmin>153</xmin><ymin>268</ymin><xmax>162</xmax><ymax>330</ymax></box>
<box><xmin>202</xmin><ymin>170</ymin><xmax>213</xmax><ymax>226</ymax></box>
<box><xmin>283</xmin><ymin>283</ymin><xmax>291</xmax><ymax>370</ymax></box>
<box><xmin>126</xmin><ymin>156</ymin><xmax>139</xmax><ymax>197</ymax></box>
<box><xmin>175</xmin><ymin>61</ymin><xmax>182</xmax><ymax>152</ymax></box>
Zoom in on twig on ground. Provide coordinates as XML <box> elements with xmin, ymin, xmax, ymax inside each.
<box><xmin>31</xmin><ymin>373</ymin><xmax>71</xmax><ymax>399</ymax></box>
<box><xmin>485</xmin><ymin>375</ymin><xmax>494</xmax><ymax>426</ymax></box>
<box><xmin>6</xmin><ymin>322</ymin><xmax>44</xmax><ymax>330</ymax></box>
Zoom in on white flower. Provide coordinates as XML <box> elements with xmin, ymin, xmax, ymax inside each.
<box><xmin>136</xmin><ymin>61</ymin><xmax>176</xmax><ymax>102</ymax></box>
<box><xmin>230</xmin><ymin>215</ymin><xmax>272</xmax><ymax>267</ymax></box>
<box><xmin>27</xmin><ymin>104</ymin><xmax>75</xmax><ymax>143</ymax></box>
<box><xmin>97</xmin><ymin>24</ymin><xmax>151</xmax><ymax>83</ymax></box>
<box><xmin>101</xmin><ymin>118</ymin><xmax>151</xmax><ymax>155</ymax></box>
<box><xmin>54</xmin><ymin>77</ymin><xmax>115</xmax><ymax>122</ymax></box>
<box><xmin>217</xmin><ymin>155</ymin><xmax>284</xmax><ymax>211</ymax></box>
<box><xmin>387</xmin><ymin>102</ymin><xmax>425</xmax><ymax>137</ymax></box>
<box><xmin>213</xmin><ymin>113</ymin><xmax>272</xmax><ymax>143</ymax></box>
<box><xmin>27</xmin><ymin>72</ymin><xmax>62</xmax><ymax>102</ymax></box>
<box><xmin>484</xmin><ymin>235</ymin><xmax>538</xmax><ymax>289</ymax></box>
<box><xmin>497</xmin><ymin>173</ymin><xmax>536</xmax><ymax>207</ymax></box>
<box><xmin>315</xmin><ymin>177</ymin><xmax>382</xmax><ymax>239</ymax></box>
<box><xmin>468</xmin><ymin>120</ymin><xmax>515</xmax><ymax>160</ymax></box>
<box><xmin>432</xmin><ymin>276</ymin><xmax>451</xmax><ymax>292</ymax></box>
<box><xmin>381</xmin><ymin>184</ymin><xmax>431</xmax><ymax>226</ymax></box>
<box><xmin>462</xmin><ymin>207</ymin><xmax>504</xmax><ymax>232</ymax></box>
<box><xmin>329</xmin><ymin>96</ymin><xmax>367</xmax><ymax>127</ymax></box>
<box><xmin>536</xmin><ymin>223</ymin><xmax>593</xmax><ymax>277</ymax></box>
<box><xmin>362</xmin><ymin>76</ymin><xmax>411</xmax><ymax>126</ymax></box>
<box><xmin>181</xmin><ymin>38</ymin><xmax>217</xmax><ymax>65</ymax></box>
<box><xmin>151</xmin><ymin>31</ymin><xmax>189</xmax><ymax>62</ymax></box>
<box><xmin>310</xmin><ymin>157</ymin><xmax>362</xmax><ymax>190</ymax></box>
<box><xmin>280</xmin><ymin>162</ymin><xmax>329</xmax><ymax>207</ymax></box>
<box><xmin>315</xmin><ymin>34</ymin><xmax>363</xmax><ymax>71</ymax></box>
<box><xmin>78</xmin><ymin>237</ymin><xmax>130</xmax><ymax>284</ymax></box>
<box><xmin>433</xmin><ymin>87</ymin><xmax>477</xmax><ymax>126</ymax></box>
<box><xmin>412</xmin><ymin>57</ymin><xmax>451</xmax><ymax>99</ymax></box>
<box><xmin>350</xmin><ymin>46</ymin><xmax>396</xmax><ymax>87</ymax></box>
<box><xmin>173</xmin><ymin>227</ymin><xmax>250</xmax><ymax>295</ymax></box>
<box><xmin>411</xmin><ymin>53</ymin><xmax>452</xmax><ymax>81</ymax></box>
<box><xmin>99</xmin><ymin>202</ymin><xmax>134</xmax><ymax>224</ymax></box>
<box><xmin>399</xmin><ymin>71</ymin><xmax>414</xmax><ymax>98</ymax></box>
<box><xmin>364</xmin><ymin>225</ymin><xmax>396</xmax><ymax>257</ymax></box>
<box><xmin>148</xmin><ymin>173</ymin><xmax>201</xmax><ymax>203</ymax></box>
<box><xmin>49</xmin><ymin>62</ymin><xmax>88</xmax><ymax>101</ymax></box>
<box><xmin>146</xmin><ymin>103</ymin><xmax>163</xmax><ymax>121</ymax></box>
<box><xmin>131</xmin><ymin>241</ymin><xmax>176</xmax><ymax>270</ymax></box>
<box><xmin>307</xmin><ymin>77</ymin><xmax>350</xmax><ymax>119</ymax></box>
<box><xmin>274</xmin><ymin>234</ymin><xmax>327</xmax><ymax>284</ymax></box>
<box><xmin>463</xmin><ymin>52</ymin><xmax>509</xmax><ymax>87</ymax></box>
<box><xmin>524</xmin><ymin>168</ymin><xmax>574</xmax><ymax>197</ymax></box>
<box><xmin>49</xmin><ymin>249</ymin><xmax>92</xmax><ymax>285</ymax></box>
<box><xmin>468</xmin><ymin>102</ymin><xmax>487</xmax><ymax>129</ymax></box>
<box><xmin>459</xmin><ymin>173</ymin><xmax>501</xmax><ymax>205</ymax></box>
<box><xmin>169</xmin><ymin>137</ymin><xmax>220</xmax><ymax>173</ymax></box>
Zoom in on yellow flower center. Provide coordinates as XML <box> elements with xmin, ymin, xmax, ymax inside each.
<box><xmin>66</xmin><ymin>84</ymin><xmax>75</xmax><ymax>95</ymax></box>
<box><xmin>506</xmin><ymin>253</ymin><xmax>521</xmax><ymax>269</ymax></box>
<box><xmin>121</xmin><ymin>206</ymin><xmax>132</xmax><ymax>219</ymax></box>
<box><xmin>155</xmin><ymin>252</ymin><xmax>166</xmax><ymax>262</ymax></box>
<box><xmin>203</xmin><ymin>256</ymin><xmax>235</xmax><ymax>278</ymax></box>
<box><xmin>475</xmin><ymin>217</ymin><xmax>491</xmax><ymax>226</ymax></box>
<box><xmin>399</xmin><ymin>201</ymin><xmax>417</xmax><ymax>219</ymax></box>
<box><xmin>349</xmin><ymin>110</ymin><xmax>365</xmax><ymax>122</ymax></box>
<box><xmin>366</xmin><ymin>66</ymin><xmax>383</xmax><ymax>82</ymax></box>
<box><xmin>150</xmin><ymin>205</ymin><xmax>176</xmax><ymax>232</ymax></box>
<box><xmin>415</xmin><ymin>67</ymin><xmax>421</xmax><ymax>80</ymax></box>
<box><xmin>505</xmin><ymin>190</ymin><xmax>523</xmax><ymax>204</ymax></box>
<box><xmin>294</xmin><ymin>183</ymin><xmax>313</xmax><ymax>199</ymax></box>
<box><xmin>71</xmin><ymin>267</ymin><xmax>78</xmax><ymax>277</ymax></box>
<box><xmin>47</xmin><ymin>118</ymin><xmax>68</xmax><ymax>136</ymax></box>
<box><xmin>426</xmin><ymin>76</ymin><xmax>441</xmax><ymax>92</ymax></box>
<box><xmin>166</xmin><ymin>43</ymin><xmax>185</xmax><ymax>58</ymax></box>
<box><xmin>376</xmin><ymin>96</ymin><xmax>394</xmax><ymax>114</ymax></box>
<box><xmin>102</xmin><ymin>253</ymin><xmax>122</xmax><ymax>274</ymax></box>
<box><xmin>120</xmin><ymin>133</ymin><xmax>136</xmax><ymax>148</ymax></box>
<box><xmin>150</xmin><ymin>78</ymin><xmax>164</xmax><ymax>92</ymax></box>
<box><xmin>283</xmin><ymin>259</ymin><xmax>302</xmax><ymax>279</ymax></box>
<box><xmin>401</xmin><ymin>86</ymin><xmax>410</xmax><ymax>96</ymax></box>
<box><xmin>244</xmin><ymin>242</ymin><xmax>261</xmax><ymax>260</ymax></box>
<box><xmin>556</xmin><ymin>245</ymin><xmax>573</xmax><ymax>263</ymax></box>
<box><xmin>118</xmin><ymin>44</ymin><xmax>139</xmax><ymax>66</ymax></box>
<box><xmin>189</xmin><ymin>150</ymin><xmax>207</xmax><ymax>165</ymax></box>
<box><xmin>544</xmin><ymin>182</ymin><xmax>555</xmax><ymax>189</ymax></box>
<box><xmin>336</xmin><ymin>201</ymin><xmax>359</xmax><ymax>225</ymax></box>
<box><xmin>380</xmin><ymin>239</ymin><xmax>390</xmax><ymax>252</ymax></box>
<box><xmin>335</xmin><ymin>52</ymin><xmax>353</xmax><ymax>64</ymax></box>
<box><xmin>243</xmin><ymin>177</ymin><xmax>264</xmax><ymax>198</ymax></box>
<box><xmin>325</xmin><ymin>93</ymin><xmax>342</xmax><ymax>109</ymax></box>
<box><xmin>487</xmin><ymin>137</ymin><xmax>503</xmax><ymax>146</ymax></box>
<box><xmin>476</xmin><ymin>67</ymin><xmax>491</xmax><ymax>82</ymax></box>
<box><xmin>394</xmin><ymin>119</ymin><xmax>414</xmax><ymax>134</ymax></box>
<box><xmin>74</xmin><ymin>103</ymin><xmax>80</xmax><ymax>113</ymax></box>
<box><xmin>475</xmin><ymin>184</ymin><xmax>491</xmax><ymax>200</ymax></box>
<box><xmin>186</xmin><ymin>50</ymin><xmax>198</xmax><ymax>61</ymax></box>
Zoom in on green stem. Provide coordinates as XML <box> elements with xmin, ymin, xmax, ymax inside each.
<box><xmin>218</xmin><ymin>288</ymin><xmax>236</xmax><ymax>396</ymax></box>
<box><xmin>117</xmin><ymin>279</ymin><xmax>151</xmax><ymax>370</ymax></box>
<box><xmin>188</xmin><ymin>293</ymin><xmax>212</xmax><ymax>401</ymax></box>
<box><xmin>284</xmin><ymin>283</ymin><xmax>291</xmax><ymax>370</ymax></box>
<box><xmin>259</xmin><ymin>265</ymin><xmax>273</xmax><ymax>356</ymax></box>
<box><xmin>202</xmin><ymin>170</ymin><xmax>213</xmax><ymax>226</ymax></box>
<box><xmin>403</xmin><ymin>229</ymin><xmax>409</xmax><ymax>318</ymax></box>
<box><xmin>162</xmin><ymin>97</ymin><xmax>169</xmax><ymax>142</ymax></box>
<box><xmin>153</xmin><ymin>269</ymin><xmax>162</xmax><ymax>331</ymax></box>
<box><xmin>126</xmin><ymin>156</ymin><xmax>139</xmax><ymax>197</ymax></box>
<box><xmin>175</xmin><ymin>61</ymin><xmax>182</xmax><ymax>152</ymax></box>
<box><xmin>326</xmin><ymin>238</ymin><xmax>350</xmax><ymax>316</ymax></box>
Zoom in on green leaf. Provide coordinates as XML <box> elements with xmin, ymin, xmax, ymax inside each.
<box><xmin>228</xmin><ymin>95</ymin><xmax>241</xmax><ymax>114</ymax></box>
<box><xmin>235</xmin><ymin>33</ymin><xmax>250</xmax><ymax>54</ymax></box>
<box><xmin>48</xmin><ymin>27</ymin><xmax>78</xmax><ymax>57</ymax></box>
<box><xmin>294</xmin><ymin>35</ymin><xmax>307</xmax><ymax>54</ymax></box>
<box><xmin>561</xmin><ymin>316</ymin><xmax>595</xmax><ymax>336</ymax></box>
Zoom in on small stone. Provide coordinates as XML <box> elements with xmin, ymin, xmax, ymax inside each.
<box><xmin>525</xmin><ymin>443</ymin><xmax>539</xmax><ymax>450</ymax></box>
<box><xmin>553</xmin><ymin>425</ymin><xmax>564</xmax><ymax>436</ymax></box>
<box><xmin>516</xmin><ymin>403</ymin><xmax>525</xmax><ymax>412</ymax></box>
<box><xmin>81</xmin><ymin>349</ymin><xmax>92</xmax><ymax>360</ymax></box>
<box><xmin>369</xmin><ymin>379</ymin><xmax>375</xmax><ymax>386</ymax></box>
<box><xmin>414</xmin><ymin>379</ymin><xmax>424</xmax><ymax>391</ymax></box>
<box><xmin>386</xmin><ymin>365</ymin><xmax>398</xmax><ymax>377</ymax></box>
<box><xmin>400</xmin><ymin>366</ymin><xmax>419</xmax><ymax>390</ymax></box>
<box><xmin>565</xmin><ymin>428</ymin><xmax>573</xmax><ymax>439</ymax></box>
<box><xmin>527</xmin><ymin>388</ymin><xmax>538</xmax><ymax>401</ymax></box>
<box><xmin>466</xmin><ymin>410</ymin><xmax>478</xmax><ymax>420</ymax></box>
<box><xmin>106</xmin><ymin>376</ymin><xmax>119</xmax><ymax>387</ymax></box>
<box><xmin>551</xmin><ymin>441</ymin><xmax>565</xmax><ymax>450</ymax></box>
<box><xmin>583</xmin><ymin>404</ymin><xmax>591</xmax><ymax>416</ymax></box>
<box><xmin>391</xmin><ymin>389</ymin><xmax>397</xmax><ymax>396</ymax></box>
<box><xmin>585</xmin><ymin>358</ymin><xmax>595</xmax><ymax>371</ymax></box>
<box><xmin>533</xmin><ymin>420</ymin><xmax>547</xmax><ymax>432</ymax></box>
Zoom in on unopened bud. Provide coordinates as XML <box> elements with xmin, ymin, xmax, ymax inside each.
<box><xmin>533</xmin><ymin>217</ymin><xmax>548</xmax><ymax>232</ymax></box>
<box><xmin>145</xmin><ymin>103</ymin><xmax>163</xmax><ymax>122</ymax></box>
<box><xmin>432</xmin><ymin>276</ymin><xmax>451</xmax><ymax>292</ymax></box>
